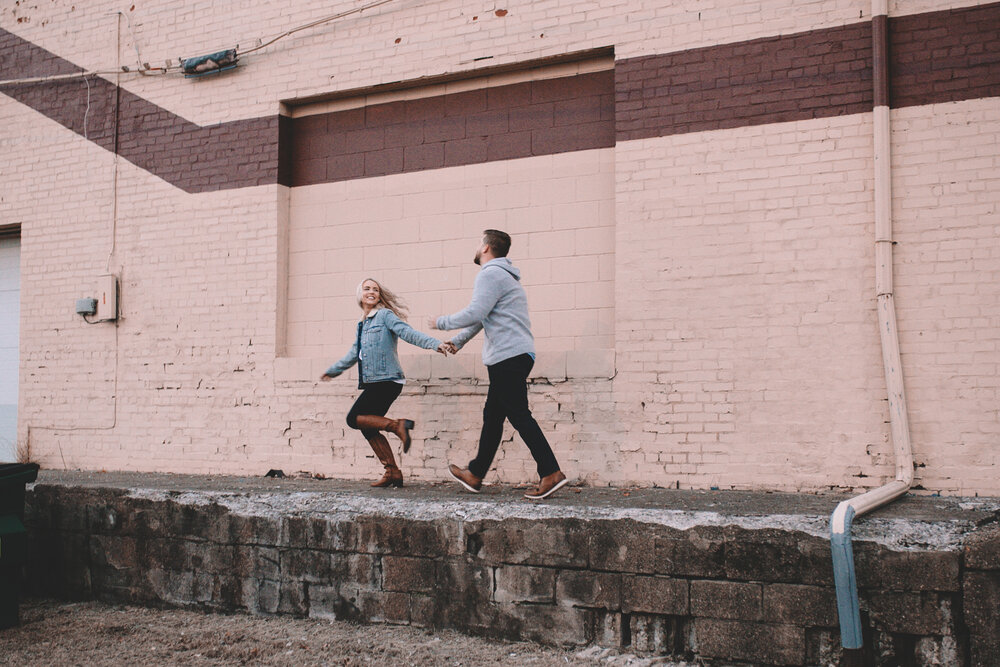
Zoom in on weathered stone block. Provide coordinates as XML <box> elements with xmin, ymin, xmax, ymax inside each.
<box><xmin>797</xmin><ymin>535</ymin><xmax>837</xmax><ymax>586</ymax></box>
<box><xmin>308</xmin><ymin>584</ymin><xmax>361</xmax><ymax>621</ymax></box>
<box><xmin>146</xmin><ymin>568</ymin><xmax>194</xmax><ymax>605</ymax></box>
<box><xmin>630</xmin><ymin>614</ymin><xmax>682</xmax><ymax>655</ymax></box>
<box><xmin>591</xmin><ymin>610</ymin><xmax>623</xmax><ymax>647</ymax></box>
<box><xmin>233</xmin><ymin>545</ymin><xmax>280</xmax><ymax>579</ymax></box>
<box><xmin>723</xmin><ymin>527</ymin><xmax>804</xmax><ymax>583</ymax></box>
<box><xmin>190</xmin><ymin>542</ymin><xmax>238</xmax><ymax>574</ymax></box>
<box><xmin>255</xmin><ymin>579</ymin><xmax>280</xmax><ymax>614</ymax></box>
<box><xmin>408</xmin><ymin>593</ymin><xmax>436</xmax><ymax>627</ymax></box>
<box><xmin>588</xmin><ymin>519</ymin><xmax>657</xmax><ymax>573</ymax></box>
<box><xmin>964</xmin><ymin>570</ymin><xmax>1000</xmax><ymax>667</ymax></box>
<box><xmin>763</xmin><ymin>583</ymin><xmax>838</xmax><ymax>628</ymax></box>
<box><xmin>470</xmin><ymin>518</ymin><xmax>589</xmax><ymax>568</ymax></box>
<box><xmin>342</xmin><ymin>553</ymin><xmax>380</xmax><ymax>588</ymax></box>
<box><xmin>434</xmin><ymin>560</ymin><xmax>495</xmax><ymax>631</ymax></box>
<box><xmin>969</xmin><ymin>635</ymin><xmax>1000</xmax><ymax>667</ymax></box>
<box><xmin>90</xmin><ymin>564</ymin><xmax>138</xmax><ymax>594</ymax></box>
<box><xmin>278</xmin><ymin>580</ymin><xmax>308</xmax><ymax>615</ymax></box>
<box><xmin>352</xmin><ymin>517</ymin><xmax>450</xmax><ymax>556</ymax></box>
<box><xmin>499</xmin><ymin>602</ymin><xmax>590</xmax><ymax>647</ymax></box>
<box><xmin>653</xmin><ymin>526</ymin><xmax>725</xmax><ymax>578</ymax></box>
<box><xmin>690</xmin><ymin>580</ymin><xmax>761</xmax><ymax>620</ymax></box>
<box><xmin>138</xmin><ymin>537</ymin><xmax>187</xmax><ymax>572</ymax></box>
<box><xmin>913</xmin><ymin>635</ymin><xmax>964</xmax><ymax>667</ymax></box>
<box><xmin>88</xmin><ymin>504</ymin><xmax>124</xmax><ymax>534</ymax></box>
<box><xmin>866</xmin><ymin>591</ymin><xmax>953</xmax><ymax>636</ymax></box>
<box><xmin>855</xmin><ymin>546</ymin><xmax>961</xmax><ymax>592</ymax></box>
<box><xmin>556</xmin><ymin>570</ymin><xmax>621</xmax><ymax>609</ymax></box>
<box><xmin>322</xmin><ymin>520</ymin><xmax>361</xmax><ymax>552</ymax></box>
<box><xmin>281</xmin><ymin>516</ymin><xmax>330</xmax><ymax>549</ymax></box>
<box><xmin>89</xmin><ymin>534</ymin><xmax>138</xmax><ymax>570</ymax></box>
<box><xmin>804</xmin><ymin>627</ymin><xmax>844</xmax><ymax>667</ymax></box>
<box><xmin>494</xmin><ymin>565</ymin><xmax>556</xmax><ymax>604</ymax></box>
<box><xmin>229</xmin><ymin>514</ymin><xmax>281</xmax><ymax>545</ymax></box>
<box><xmin>694</xmin><ymin>618</ymin><xmax>805</xmax><ymax>666</ymax></box>
<box><xmin>135</xmin><ymin>537</ymin><xmax>234</xmax><ymax>575</ymax></box>
<box><xmin>280</xmin><ymin>547</ymin><xmax>337</xmax><ymax>582</ymax></box>
<box><xmin>358</xmin><ymin>590</ymin><xmax>411</xmax><ymax>624</ymax></box>
<box><xmin>622</xmin><ymin>575</ymin><xmax>688</xmax><ymax>615</ymax></box>
<box><xmin>206</xmin><ymin>575</ymin><xmax>242</xmax><ymax>609</ymax></box>
<box><xmin>130</xmin><ymin>506</ymin><xmax>167</xmax><ymax>540</ymax></box>
<box><xmin>382</xmin><ymin>555</ymin><xmax>438</xmax><ymax>593</ymax></box>
<box><xmin>160</xmin><ymin>500</ymin><xmax>231</xmax><ymax>544</ymax></box>
<box><xmin>29</xmin><ymin>487</ymin><xmax>96</xmax><ymax>533</ymax></box>
<box><xmin>964</xmin><ymin>524</ymin><xmax>1000</xmax><ymax>571</ymax></box>
<box><xmin>190</xmin><ymin>571</ymin><xmax>217</xmax><ymax>603</ymax></box>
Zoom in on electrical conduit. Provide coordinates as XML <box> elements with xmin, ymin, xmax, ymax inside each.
<box><xmin>830</xmin><ymin>0</ymin><xmax>914</xmax><ymax>652</ymax></box>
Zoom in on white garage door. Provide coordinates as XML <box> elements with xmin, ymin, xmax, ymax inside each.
<box><xmin>0</xmin><ymin>235</ymin><xmax>19</xmax><ymax>462</ymax></box>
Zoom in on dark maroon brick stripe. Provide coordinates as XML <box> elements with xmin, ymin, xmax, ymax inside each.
<box><xmin>616</xmin><ymin>2</ymin><xmax>1000</xmax><ymax>143</ymax></box>
<box><xmin>0</xmin><ymin>27</ymin><xmax>278</xmax><ymax>193</ymax></box>
<box><xmin>615</xmin><ymin>22</ymin><xmax>874</xmax><ymax>142</ymax></box>
<box><xmin>4</xmin><ymin>2</ymin><xmax>999</xmax><ymax>192</ymax></box>
<box><xmin>873</xmin><ymin>14</ymin><xmax>889</xmax><ymax>108</ymax></box>
<box><xmin>889</xmin><ymin>2</ymin><xmax>1000</xmax><ymax>109</ymax></box>
<box><xmin>283</xmin><ymin>70</ymin><xmax>615</xmax><ymax>187</ymax></box>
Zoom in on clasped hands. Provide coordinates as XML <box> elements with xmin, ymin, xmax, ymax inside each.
<box><xmin>429</xmin><ymin>317</ymin><xmax>457</xmax><ymax>356</ymax></box>
<box><xmin>436</xmin><ymin>341</ymin><xmax>458</xmax><ymax>356</ymax></box>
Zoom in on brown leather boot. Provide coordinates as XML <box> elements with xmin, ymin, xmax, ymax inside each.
<box><xmin>367</xmin><ymin>433</ymin><xmax>403</xmax><ymax>488</ymax></box>
<box><xmin>354</xmin><ymin>414</ymin><xmax>416</xmax><ymax>453</ymax></box>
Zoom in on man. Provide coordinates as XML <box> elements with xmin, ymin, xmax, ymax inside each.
<box><xmin>430</xmin><ymin>229</ymin><xmax>569</xmax><ymax>500</ymax></box>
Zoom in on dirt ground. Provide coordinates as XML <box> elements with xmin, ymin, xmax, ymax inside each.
<box><xmin>0</xmin><ymin>598</ymin><xmax>697</xmax><ymax>666</ymax></box>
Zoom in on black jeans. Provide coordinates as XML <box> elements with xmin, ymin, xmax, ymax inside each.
<box><xmin>469</xmin><ymin>353</ymin><xmax>560</xmax><ymax>479</ymax></box>
<box><xmin>346</xmin><ymin>381</ymin><xmax>403</xmax><ymax>439</ymax></box>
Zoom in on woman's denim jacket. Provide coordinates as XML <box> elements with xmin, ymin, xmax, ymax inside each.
<box><xmin>324</xmin><ymin>307</ymin><xmax>441</xmax><ymax>386</ymax></box>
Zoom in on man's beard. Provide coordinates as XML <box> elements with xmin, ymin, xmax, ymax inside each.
<box><xmin>474</xmin><ymin>249</ymin><xmax>482</xmax><ymax>266</ymax></box>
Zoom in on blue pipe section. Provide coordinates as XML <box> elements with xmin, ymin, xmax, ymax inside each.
<box><xmin>831</xmin><ymin>503</ymin><xmax>863</xmax><ymax>649</ymax></box>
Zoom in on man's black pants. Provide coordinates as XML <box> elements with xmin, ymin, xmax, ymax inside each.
<box><xmin>469</xmin><ymin>353</ymin><xmax>559</xmax><ymax>479</ymax></box>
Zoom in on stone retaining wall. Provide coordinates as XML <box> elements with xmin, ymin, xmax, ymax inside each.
<box><xmin>22</xmin><ymin>481</ymin><xmax>1000</xmax><ymax>666</ymax></box>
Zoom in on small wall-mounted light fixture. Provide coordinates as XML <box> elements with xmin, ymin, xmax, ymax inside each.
<box><xmin>181</xmin><ymin>49</ymin><xmax>238</xmax><ymax>78</ymax></box>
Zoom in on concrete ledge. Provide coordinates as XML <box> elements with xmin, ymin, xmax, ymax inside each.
<box><xmin>22</xmin><ymin>471</ymin><xmax>1000</xmax><ymax>666</ymax></box>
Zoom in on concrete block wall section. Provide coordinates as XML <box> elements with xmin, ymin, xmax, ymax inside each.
<box><xmin>22</xmin><ymin>476</ymin><xmax>1000</xmax><ymax>666</ymax></box>
<box><xmin>284</xmin><ymin>147</ymin><xmax>616</xmax><ymax>359</ymax></box>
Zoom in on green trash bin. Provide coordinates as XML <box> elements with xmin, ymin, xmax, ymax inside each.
<box><xmin>0</xmin><ymin>463</ymin><xmax>40</xmax><ymax>629</ymax></box>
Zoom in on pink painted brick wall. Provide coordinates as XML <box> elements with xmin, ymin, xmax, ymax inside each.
<box><xmin>3</xmin><ymin>1</ymin><xmax>997</xmax><ymax>495</ymax></box>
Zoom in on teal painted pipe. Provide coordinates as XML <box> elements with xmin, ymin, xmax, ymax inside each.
<box><xmin>830</xmin><ymin>502</ymin><xmax>862</xmax><ymax>648</ymax></box>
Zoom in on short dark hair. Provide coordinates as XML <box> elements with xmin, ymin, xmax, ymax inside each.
<box><xmin>482</xmin><ymin>229</ymin><xmax>511</xmax><ymax>257</ymax></box>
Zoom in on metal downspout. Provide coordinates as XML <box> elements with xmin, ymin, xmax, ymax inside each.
<box><xmin>830</xmin><ymin>0</ymin><xmax>914</xmax><ymax>653</ymax></box>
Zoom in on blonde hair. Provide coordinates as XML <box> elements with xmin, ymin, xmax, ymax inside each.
<box><xmin>356</xmin><ymin>278</ymin><xmax>408</xmax><ymax>320</ymax></box>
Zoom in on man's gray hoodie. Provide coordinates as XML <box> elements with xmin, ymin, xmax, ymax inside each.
<box><xmin>436</xmin><ymin>258</ymin><xmax>535</xmax><ymax>366</ymax></box>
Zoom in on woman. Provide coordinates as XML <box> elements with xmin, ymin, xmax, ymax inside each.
<box><xmin>321</xmin><ymin>278</ymin><xmax>448</xmax><ymax>487</ymax></box>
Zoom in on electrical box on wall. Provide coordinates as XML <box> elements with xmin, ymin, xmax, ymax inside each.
<box><xmin>95</xmin><ymin>274</ymin><xmax>118</xmax><ymax>321</ymax></box>
<box><xmin>75</xmin><ymin>298</ymin><xmax>97</xmax><ymax>316</ymax></box>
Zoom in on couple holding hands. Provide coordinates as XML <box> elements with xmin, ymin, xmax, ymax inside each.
<box><xmin>320</xmin><ymin>229</ymin><xmax>569</xmax><ymax>500</ymax></box>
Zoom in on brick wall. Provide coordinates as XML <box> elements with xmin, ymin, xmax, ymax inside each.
<box><xmin>612</xmin><ymin>113</ymin><xmax>890</xmax><ymax>490</ymax></box>
<box><xmin>3</xmin><ymin>0</ymin><xmax>999</xmax><ymax>495</ymax></box>
<box><xmin>890</xmin><ymin>96</ymin><xmax>1000</xmax><ymax>495</ymax></box>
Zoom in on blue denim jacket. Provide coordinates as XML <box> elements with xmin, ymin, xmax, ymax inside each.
<box><xmin>324</xmin><ymin>308</ymin><xmax>441</xmax><ymax>386</ymax></box>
